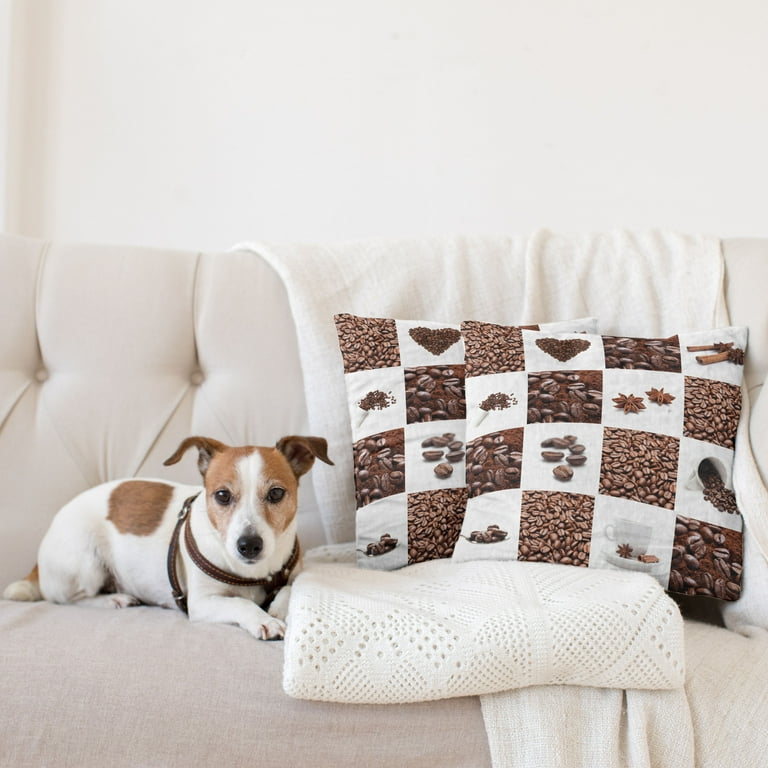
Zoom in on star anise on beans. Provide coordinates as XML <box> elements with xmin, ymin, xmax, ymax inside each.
<box><xmin>616</xmin><ymin>543</ymin><xmax>634</xmax><ymax>559</ymax></box>
<box><xmin>646</xmin><ymin>387</ymin><xmax>675</xmax><ymax>406</ymax></box>
<box><xmin>612</xmin><ymin>393</ymin><xmax>646</xmax><ymax>414</ymax></box>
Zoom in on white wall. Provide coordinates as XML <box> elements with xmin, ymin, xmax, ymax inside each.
<box><xmin>0</xmin><ymin>0</ymin><xmax>11</xmax><ymax>232</ymax></box>
<box><xmin>3</xmin><ymin>0</ymin><xmax>768</xmax><ymax>251</ymax></box>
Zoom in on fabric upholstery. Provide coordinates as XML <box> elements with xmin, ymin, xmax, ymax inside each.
<box><xmin>0</xmin><ymin>601</ymin><xmax>491</xmax><ymax>768</ymax></box>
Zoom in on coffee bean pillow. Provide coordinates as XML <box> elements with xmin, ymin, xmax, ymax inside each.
<box><xmin>455</xmin><ymin>323</ymin><xmax>747</xmax><ymax>602</ymax></box>
<box><xmin>333</xmin><ymin>314</ymin><xmax>597</xmax><ymax>569</ymax></box>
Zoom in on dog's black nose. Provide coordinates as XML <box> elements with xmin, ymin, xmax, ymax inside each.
<box><xmin>237</xmin><ymin>534</ymin><xmax>263</xmax><ymax>560</ymax></box>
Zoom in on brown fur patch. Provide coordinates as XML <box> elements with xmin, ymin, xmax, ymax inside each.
<box><xmin>108</xmin><ymin>481</ymin><xmax>174</xmax><ymax>535</ymax></box>
<box><xmin>203</xmin><ymin>447</ymin><xmax>298</xmax><ymax>535</ymax></box>
<box><xmin>25</xmin><ymin>564</ymin><xmax>39</xmax><ymax>583</ymax></box>
<box><xmin>203</xmin><ymin>447</ymin><xmax>254</xmax><ymax>534</ymax></box>
<box><xmin>258</xmin><ymin>449</ymin><xmax>299</xmax><ymax>534</ymax></box>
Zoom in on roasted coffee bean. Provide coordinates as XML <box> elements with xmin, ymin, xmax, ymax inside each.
<box><xmin>602</xmin><ymin>335</ymin><xmax>681</xmax><ymax>372</ymax></box>
<box><xmin>518</xmin><ymin>490</ymin><xmax>593</xmax><ymax>566</ymax></box>
<box><xmin>683</xmin><ymin>377</ymin><xmax>741</xmax><ymax>451</ymax></box>
<box><xmin>353</xmin><ymin>429</ymin><xmax>405</xmax><ymax>508</ymax></box>
<box><xmin>683</xmin><ymin>554</ymin><xmax>700</xmax><ymax>570</ymax></box>
<box><xmin>405</xmin><ymin>365</ymin><xmax>466</xmax><ymax>424</ymax></box>
<box><xmin>407</xmin><ymin>488</ymin><xmax>467</xmax><ymax>563</ymax></box>
<box><xmin>553</xmin><ymin>465</ymin><xmax>574</xmax><ymax>481</ymax></box>
<box><xmin>527</xmin><ymin>370</ymin><xmax>603</xmax><ymax>425</ymax></box>
<box><xmin>697</xmin><ymin>458</ymin><xmax>739</xmax><ymax>513</ymax></box>
<box><xmin>335</xmin><ymin>313</ymin><xmax>402</xmax><ymax>373</ymax></box>
<box><xmin>668</xmin><ymin>515</ymin><xmax>743</xmax><ymax>600</ymax></box>
<box><xmin>541</xmin><ymin>451</ymin><xmax>565</xmax><ymax>462</ymax></box>
<box><xmin>535</xmin><ymin>336</ymin><xmax>592</xmax><ymax>362</ymax></box>
<box><xmin>421</xmin><ymin>433</ymin><xmax>465</xmax><ymax>480</ymax></box>
<box><xmin>408</xmin><ymin>326</ymin><xmax>462</xmax><ymax>356</ymax></box>
<box><xmin>465</xmin><ymin>429</ymin><xmax>524</xmax><ymax>496</ymax></box>
<box><xmin>463</xmin><ymin>321</ymin><xmax>531</xmax><ymax>376</ymax></box>
<box><xmin>541</xmin><ymin>437</ymin><xmax>571</xmax><ymax>449</ymax></box>
<box><xmin>599</xmin><ymin>427</ymin><xmax>678</xmax><ymax>509</ymax></box>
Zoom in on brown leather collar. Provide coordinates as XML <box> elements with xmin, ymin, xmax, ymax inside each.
<box><xmin>167</xmin><ymin>493</ymin><xmax>300</xmax><ymax>614</ymax></box>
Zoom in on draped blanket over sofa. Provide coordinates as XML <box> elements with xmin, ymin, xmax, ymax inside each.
<box><xmin>1</xmin><ymin>231</ymin><xmax>767</xmax><ymax>768</ymax></box>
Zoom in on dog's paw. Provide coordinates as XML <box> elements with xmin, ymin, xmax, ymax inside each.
<box><xmin>258</xmin><ymin>617</ymin><xmax>286</xmax><ymax>641</ymax></box>
<box><xmin>108</xmin><ymin>593</ymin><xmax>141</xmax><ymax>609</ymax></box>
<box><xmin>81</xmin><ymin>593</ymin><xmax>140</xmax><ymax>609</ymax></box>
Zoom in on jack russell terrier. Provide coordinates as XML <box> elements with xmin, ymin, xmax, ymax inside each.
<box><xmin>3</xmin><ymin>435</ymin><xmax>332</xmax><ymax>640</ymax></box>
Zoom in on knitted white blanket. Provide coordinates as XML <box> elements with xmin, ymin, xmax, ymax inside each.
<box><xmin>282</xmin><ymin>545</ymin><xmax>685</xmax><ymax>704</ymax></box>
<box><xmin>243</xmin><ymin>230</ymin><xmax>730</xmax><ymax>768</ymax></box>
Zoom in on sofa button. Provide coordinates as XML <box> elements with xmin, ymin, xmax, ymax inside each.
<box><xmin>35</xmin><ymin>369</ymin><xmax>49</xmax><ymax>383</ymax></box>
<box><xmin>190</xmin><ymin>370</ymin><xmax>204</xmax><ymax>386</ymax></box>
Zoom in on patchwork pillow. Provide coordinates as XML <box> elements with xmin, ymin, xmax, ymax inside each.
<box><xmin>333</xmin><ymin>314</ymin><xmax>597</xmax><ymax>569</ymax></box>
<box><xmin>456</xmin><ymin>323</ymin><xmax>747</xmax><ymax>602</ymax></box>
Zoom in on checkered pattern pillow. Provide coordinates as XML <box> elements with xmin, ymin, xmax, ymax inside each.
<box><xmin>333</xmin><ymin>314</ymin><xmax>597</xmax><ymax>569</ymax></box>
<box><xmin>456</xmin><ymin>323</ymin><xmax>746</xmax><ymax>602</ymax></box>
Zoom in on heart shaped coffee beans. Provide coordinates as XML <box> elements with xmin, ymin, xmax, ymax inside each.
<box><xmin>535</xmin><ymin>337</ymin><xmax>591</xmax><ymax>362</ymax></box>
<box><xmin>408</xmin><ymin>327</ymin><xmax>462</xmax><ymax>356</ymax></box>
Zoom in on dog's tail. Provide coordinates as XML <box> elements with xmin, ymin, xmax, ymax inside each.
<box><xmin>3</xmin><ymin>564</ymin><xmax>43</xmax><ymax>602</ymax></box>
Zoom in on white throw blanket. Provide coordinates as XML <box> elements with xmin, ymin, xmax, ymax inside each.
<box><xmin>248</xmin><ymin>230</ymin><xmax>729</xmax><ymax>544</ymax></box>
<box><xmin>284</xmin><ymin>545</ymin><xmax>684</xmax><ymax>704</ymax></box>
<box><xmin>240</xmin><ymin>230</ymin><xmax>743</xmax><ymax>768</ymax></box>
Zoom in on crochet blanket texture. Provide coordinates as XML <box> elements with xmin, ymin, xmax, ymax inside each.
<box><xmin>282</xmin><ymin>549</ymin><xmax>684</xmax><ymax>704</ymax></box>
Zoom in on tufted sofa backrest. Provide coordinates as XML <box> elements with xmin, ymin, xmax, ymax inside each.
<box><xmin>0</xmin><ymin>234</ymin><xmax>315</xmax><ymax>586</ymax></box>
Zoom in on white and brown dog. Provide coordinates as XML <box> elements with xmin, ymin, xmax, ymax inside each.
<box><xmin>3</xmin><ymin>435</ymin><xmax>332</xmax><ymax>640</ymax></box>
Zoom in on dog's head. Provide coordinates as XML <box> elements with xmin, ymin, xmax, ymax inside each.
<box><xmin>164</xmin><ymin>436</ymin><xmax>333</xmax><ymax>567</ymax></box>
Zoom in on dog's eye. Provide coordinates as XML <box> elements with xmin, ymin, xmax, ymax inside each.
<box><xmin>214</xmin><ymin>489</ymin><xmax>233</xmax><ymax>505</ymax></box>
<box><xmin>267</xmin><ymin>487</ymin><xmax>285</xmax><ymax>503</ymax></box>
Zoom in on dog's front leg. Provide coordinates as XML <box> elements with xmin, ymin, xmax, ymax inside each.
<box><xmin>188</xmin><ymin>595</ymin><xmax>286</xmax><ymax>640</ymax></box>
<box><xmin>267</xmin><ymin>585</ymin><xmax>291</xmax><ymax>623</ymax></box>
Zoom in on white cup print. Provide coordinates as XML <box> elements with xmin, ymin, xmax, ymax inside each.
<box><xmin>604</xmin><ymin>518</ymin><xmax>653</xmax><ymax>557</ymax></box>
<box><xmin>686</xmin><ymin>456</ymin><xmax>731</xmax><ymax>492</ymax></box>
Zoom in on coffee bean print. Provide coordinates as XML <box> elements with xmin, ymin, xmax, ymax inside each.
<box><xmin>464</xmin><ymin>525</ymin><xmax>509</xmax><ymax>544</ymax></box>
<box><xmin>683</xmin><ymin>376</ymin><xmax>741</xmax><ymax>449</ymax></box>
<box><xmin>601</xmin><ymin>335</ymin><xmax>681</xmax><ymax>371</ymax></box>
<box><xmin>668</xmin><ymin>515</ymin><xmax>742</xmax><ymax>600</ymax></box>
<box><xmin>405</xmin><ymin>365</ymin><xmax>466</xmax><ymax>423</ymax></box>
<box><xmin>599</xmin><ymin>427</ymin><xmax>678</xmax><ymax>509</ymax></box>
<box><xmin>358</xmin><ymin>390</ymin><xmax>396</xmax><ymax>411</ymax></box>
<box><xmin>462</xmin><ymin>321</ymin><xmax>538</xmax><ymax>377</ymax></box>
<box><xmin>465</xmin><ymin>429</ymin><xmax>524</xmax><ymax>496</ymax></box>
<box><xmin>353</xmin><ymin>429</ymin><xmax>406</xmax><ymax>508</ymax></box>
<box><xmin>408</xmin><ymin>326</ymin><xmax>462</xmax><ymax>356</ymax></box>
<box><xmin>479</xmin><ymin>392</ymin><xmax>518</xmax><ymax>411</ymax></box>
<box><xmin>698</xmin><ymin>459</ymin><xmax>738</xmax><ymax>514</ymax></box>
<box><xmin>527</xmin><ymin>370</ymin><xmax>603</xmax><ymax>424</ymax></box>
<box><xmin>518</xmin><ymin>490</ymin><xmax>593</xmax><ymax>566</ymax></box>
<box><xmin>535</xmin><ymin>337</ymin><xmax>591</xmax><ymax>362</ymax></box>
<box><xmin>358</xmin><ymin>534</ymin><xmax>399</xmax><ymax>557</ymax></box>
<box><xmin>335</xmin><ymin>313</ymin><xmax>401</xmax><ymax>373</ymax></box>
<box><xmin>407</xmin><ymin>488</ymin><xmax>467</xmax><ymax>564</ymax></box>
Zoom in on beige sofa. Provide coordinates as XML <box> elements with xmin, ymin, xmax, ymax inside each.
<box><xmin>1</xmin><ymin>232</ymin><xmax>767</xmax><ymax>767</ymax></box>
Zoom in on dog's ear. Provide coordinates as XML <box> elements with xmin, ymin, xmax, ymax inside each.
<box><xmin>163</xmin><ymin>437</ymin><xmax>228</xmax><ymax>477</ymax></box>
<box><xmin>276</xmin><ymin>436</ymin><xmax>334</xmax><ymax>479</ymax></box>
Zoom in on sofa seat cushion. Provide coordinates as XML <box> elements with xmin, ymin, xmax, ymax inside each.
<box><xmin>0</xmin><ymin>600</ymin><xmax>491</xmax><ymax>768</ymax></box>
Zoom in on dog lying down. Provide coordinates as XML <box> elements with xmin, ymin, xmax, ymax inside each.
<box><xmin>3</xmin><ymin>435</ymin><xmax>333</xmax><ymax>640</ymax></box>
